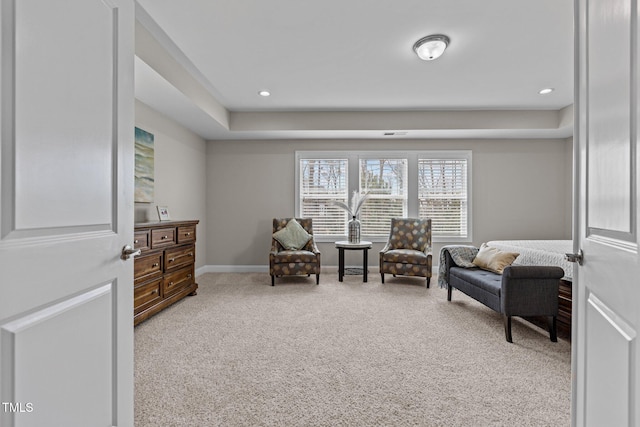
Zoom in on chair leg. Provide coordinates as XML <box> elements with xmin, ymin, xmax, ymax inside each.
<box><xmin>316</xmin><ymin>274</ymin><xmax>320</xmax><ymax>285</ymax></box>
<box><xmin>426</xmin><ymin>277</ymin><xmax>431</xmax><ymax>288</ymax></box>
<box><xmin>447</xmin><ymin>285</ymin><xmax>452</xmax><ymax>301</ymax></box>
<box><xmin>381</xmin><ymin>273</ymin><xmax>385</xmax><ymax>283</ymax></box>
<box><xmin>271</xmin><ymin>275</ymin><xmax>275</xmax><ymax>286</ymax></box>
<box><xmin>503</xmin><ymin>315</ymin><xmax>513</xmax><ymax>343</ymax></box>
<box><xmin>548</xmin><ymin>316</ymin><xmax>558</xmax><ymax>342</ymax></box>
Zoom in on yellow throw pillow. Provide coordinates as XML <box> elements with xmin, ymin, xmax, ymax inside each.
<box><xmin>273</xmin><ymin>219</ymin><xmax>311</xmax><ymax>250</ymax></box>
<box><xmin>472</xmin><ymin>243</ymin><xmax>519</xmax><ymax>274</ymax></box>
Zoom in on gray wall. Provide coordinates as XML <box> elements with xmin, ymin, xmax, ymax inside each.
<box><xmin>135</xmin><ymin>100</ymin><xmax>208</xmax><ymax>269</ymax></box>
<box><xmin>206</xmin><ymin>138</ymin><xmax>573</xmax><ymax>269</ymax></box>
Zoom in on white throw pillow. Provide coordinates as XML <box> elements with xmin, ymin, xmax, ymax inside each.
<box><xmin>472</xmin><ymin>243</ymin><xmax>519</xmax><ymax>274</ymax></box>
<box><xmin>273</xmin><ymin>219</ymin><xmax>311</xmax><ymax>250</ymax></box>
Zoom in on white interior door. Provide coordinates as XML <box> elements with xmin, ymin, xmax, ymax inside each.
<box><xmin>573</xmin><ymin>0</ymin><xmax>639</xmax><ymax>425</ymax></box>
<box><xmin>0</xmin><ymin>1</ymin><xmax>134</xmax><ymax>426</ymax></box>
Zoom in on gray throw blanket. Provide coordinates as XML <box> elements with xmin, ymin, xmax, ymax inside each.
<box><xmin>438</xmin><ymin>245</ymin><xmax>479</xmax><ymax>288</ymax></box>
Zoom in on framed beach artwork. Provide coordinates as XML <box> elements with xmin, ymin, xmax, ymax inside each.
<box><xmin>135</xmin><ymin>127</ymin><xmax>154</xmax><ymax>203</ymax></box>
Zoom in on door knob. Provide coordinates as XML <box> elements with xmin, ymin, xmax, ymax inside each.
<box><xmin>565</xmin><ymin>249</ymin><xmax>583</xmax><ymax>265</ymax></box>
<box><xmin>121</xmin><ymin>245</ymin><xmax>141</xmax><ymax>260</ymax></box>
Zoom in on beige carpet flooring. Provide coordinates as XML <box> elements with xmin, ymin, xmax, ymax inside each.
<box><xmin>135</xmin><ymin>272</ymin><xmax>571</xmax><ymax>427</ymax></box>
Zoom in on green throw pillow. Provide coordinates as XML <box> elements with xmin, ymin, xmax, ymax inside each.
<box><xmin>273</xmin><ymin>219</ymin><xmax>311</xmax><ymax>250</ymax></box>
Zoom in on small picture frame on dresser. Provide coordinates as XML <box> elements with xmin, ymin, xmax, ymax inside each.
<box><xmin>156</xmin><ymin>205</ymin><xmax>170</xmax><ymax>221</ymax></box>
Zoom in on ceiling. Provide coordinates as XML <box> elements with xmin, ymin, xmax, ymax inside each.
<box><xmin>134</xmin><ymin>0</ymin><xmax>574</xmax><ymax>141</ymax></box>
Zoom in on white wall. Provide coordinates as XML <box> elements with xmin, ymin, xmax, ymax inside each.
<box><xmin>135</xmin><ymin>100</ymin><xmax>208</xmax><ymax>269</ymax></box>
<box><xmin>206</xmin><ymin>138</ymin><xmax>573</xmax><ymax>270</ymax></box>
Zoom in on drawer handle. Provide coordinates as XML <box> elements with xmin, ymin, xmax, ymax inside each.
<box><xmin>134</xmin><ymin>239</ymin><xmax>139</xmax><ymax>244</ymax></box>
<box><xmin>187</xmin><ymin>274</ymin><xmax>192</xmax><ymax>279</ymax></box>
<box><xmin>185</xmin><ymin>232</ymin><xmax>191</xmax><ymax>236</ymax></box>
<box><xmin>161</xmin><ymin>235</ymin><xmax>168</xmax><ymax>240</ymax></box>
<box><xmin>151</xmin><ymin>290</ymin><xmax>157</xmax><ymax>295</ymax></box>
<box><xmin>189</xmin><ymin>253</ymin><xmax>193</xmax><ymax>257</ymax></box>
<box><xmin>152</xmin><ymin>263</ymin><xmax>159</xmax><ymax>268</ymax></box>
<box><xmin>169</xmin><ymin>281</ymin><xmax>174</xmax><ymax>286</ymax></box>
<box><xmin>168</xmin><ymin>258</ymin><xmax>175</xmax><ymax>263</ymax></box>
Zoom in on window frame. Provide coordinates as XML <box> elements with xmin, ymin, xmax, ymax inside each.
<box><xmin>295</xmin><ymin>150</ymin><xmax>472</xmax><ymax>243</ymax></box>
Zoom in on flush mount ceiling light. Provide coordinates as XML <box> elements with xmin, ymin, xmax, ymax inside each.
<box><xmin>539</xmin><ymin>88</ymin><xmax>554</xmax><ymax>95</ymax></box>
<box><xmin>258</xmin><ymin>90</ymin><xmax>271</xmax><ymax>97</ymax></box>
<box><xmin>413</xmin><ymin>34</ymin><xmax>450</xmax><ymax>60</ymax></box>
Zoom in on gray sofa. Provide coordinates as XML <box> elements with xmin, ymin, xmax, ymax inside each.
<box><xmin>443</xmin><ymin>249</ymin><xmax>564</xmax><ymax>343</ymax></box>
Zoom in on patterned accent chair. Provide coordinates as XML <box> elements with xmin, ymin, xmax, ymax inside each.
<box><xmin>379</xmin><ymin>218</ymin><xmax>432</xmax><ymax>287</ymax></box>
<box><xmin>269</xmin><ymin>218</ymin><xmax>321</xmax><ymax>286</ymax></box>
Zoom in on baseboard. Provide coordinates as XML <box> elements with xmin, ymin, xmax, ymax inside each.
<box><xmin>196</xmin><ymin>265</ymin><xmax>268</xmax><ymax>275</ymax></box>
<box><xmin>197</xmin><ymin>264</ymin><xmax>440</xmax><ymax>276</ymax></box>
<box><xmin>198</xmin><ymin>265</ymin><xmax>338</xmax><ymax>274</ymax></box>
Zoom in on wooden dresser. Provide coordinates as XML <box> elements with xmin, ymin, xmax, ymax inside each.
<box><xmin>133</xmin><ymin>220</ymin><xmax>199</xmax><ymax>325</ymax></box>
<box><xmin>557</xmin><ymin>279</ymin><xmax>572</xmax><ymax>338</ymax></box>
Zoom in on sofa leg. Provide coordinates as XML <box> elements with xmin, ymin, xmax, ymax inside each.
<box><xmin>503</xmin><ymin>315</ymin><xmax>513</xmax><ymax>343</ymax></box>
<box><xmin>426</xmin><ymin>277</ymin><xmax>430</xmax><ymax>288</ymax></box>
<box><xmin>548</xmin><ymin>316</ymin><xmax>558</xmax><ymax>342</ymax></box>
<box><xmin>316</xmin><ymin>274</ymin><xmax>320</xmax><ymax>285</ymax></box>
<box><xmin>381</xmin><ymin>273</ymin><xmax>385</xmax><ymax>283</ymax></box>
<box><xmin>447</xmin><ymin>285</ymin><xmax>452</xmax><ymax>301</ymax></box>
<box><xmin>271</xmin><ymin>275</ymin><xmax>275</xmax><ymax>286</ymax></box>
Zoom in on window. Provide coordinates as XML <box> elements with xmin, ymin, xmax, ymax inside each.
<box><xmin>418</xmin><ymin>158</ymin><xmax>468</xmax><ymax>238</ymax></box>
<box><xmin>360</xmin><ymin>158</ymin><xmax>407</xmax><ymax>236</ymax></box>
<box><xmin>296</xmin><ymin>151</ymin><xmax>471</xmax><ymax>242</ymax></box>
<box><xmin>299</xmin><ymin>159</ymin><xmax>348</xmax><ymax>235</ymax></box>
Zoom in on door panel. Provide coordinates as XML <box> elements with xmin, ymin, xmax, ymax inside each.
<box><xmin>584</xmin><ymin>294</ymin><xmax>635</xmax><ymax>427</ymax></box>
<box><xmin>3</xmin><ymin>284</ymin><xmax>114</xmax><ymax>426</ymax></box>
<box><xmin>13</xmin><ymin>0</ymin><xmax>115</xmax><ymax>231</ymax></box>
<box><xmin>586</xmin><ymin>0</ymin><xmax>632</xmax><ymax>234</ymax></box>
<box><xmin>0</xmin><ymin>0</ymin><xmax>134</xmax><ymax>426</ymax></box>
<box><xmin>574</xmin><ymin>0</ymin><xmax>639</xmax><ymax>425</ymax></box>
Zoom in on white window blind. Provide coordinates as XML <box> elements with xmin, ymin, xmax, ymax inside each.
<box><xmin>299</xmin><ymin>159</ymin><xmax>348</xmax><ymax>236</ymax></box>
<box><xmin>418</xmin><ymin>158</ymin><xmax>468</xmax><ymax>238</ymax></box>
<box><xmin>359</xmin><ymin>158</ymin><xmax>408</xmax><ymax>236</ymax></box>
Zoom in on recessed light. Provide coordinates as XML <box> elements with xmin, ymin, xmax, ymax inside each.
<box><xmin>539</xmin><ymin>88</ymin><xmax>554</xmax><ymax>95</ymax></box>
<box><xmin>258</xmin><ymin>90</ymin><xmax>271</xmax><ymax>97</ymax></box>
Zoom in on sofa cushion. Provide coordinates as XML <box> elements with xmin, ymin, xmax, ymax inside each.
<box><xmin>381</xmin><ymin>248</ymin><xmax>429</xmax><ymax>265</ymax></box>
<box><xmin>472</xmin><ymin>243</ymin><xmax>519</xmax><ymax>274</ymax></box>
<box><xmin>272</xmin><ymin>250</ymin><xmax>318</xmax><ymax>264</ymax></box>
<box><xmin>388</xmin><ymin>219</ymin><xmax>430</xmax><ymax>252</ymax></box>
<box><xmin>273</xmin><ymin>218</ymin><xmax>311</xmax><ymax>250</ymax></box>
<box><xmin>449</xmin><ymin>267</ymin><xmax>502</xmax><ymax>297</ymax></box>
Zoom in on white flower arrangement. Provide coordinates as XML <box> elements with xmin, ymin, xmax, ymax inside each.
<box><xmin>330</xmin><ymin>191</ymin><xmax>370</xmax><ymax>218</ymax></box>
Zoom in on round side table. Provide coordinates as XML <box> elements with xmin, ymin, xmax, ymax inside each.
<box><xmin>335</xmin><ymin>240</ymin><xmax>373</xmax><ymax>282</ymax></box>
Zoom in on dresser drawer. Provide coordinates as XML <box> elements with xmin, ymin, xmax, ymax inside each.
<box><xmin>134</xmin><ymin>252</ymin><xmax>163</xmax><ymax>284</ymax></box>
<box><xmin>559</xmin><ymin>281</ymin><xmax>572</xmax><ymax>299</ymax></box>
<box><xmin>163</xmin><ymin>265</ymin><xmax>194</xmax><ymax>297</ymax></box>
<box><xmin>134</xmin><ymin>230</ymin><xmax>150</xmax><ymax>251</ymax></box>
<box><xmin>177</xmin><ymin>225</ymin><xmax>196</xmax><ymax>244</ymax></box>
<box><xmin>164</xmin><ymin>244</ymin><xmax>195</xmax><ymax>271</ymax></box>
<box><xmin>134</xmin><ymin>278</ymin><xmax>163</xmax><ymax>315</ymax></box>
<box><xmin>151</xmin><ymin>227</ymin><xmax>176</xmax><ymax>248</ymax></box>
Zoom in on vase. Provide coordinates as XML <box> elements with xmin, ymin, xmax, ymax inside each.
<box><xmin>348</xmin><ymin>216</ymin><xmax>361</xmax><ymax>243</ymax></box>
